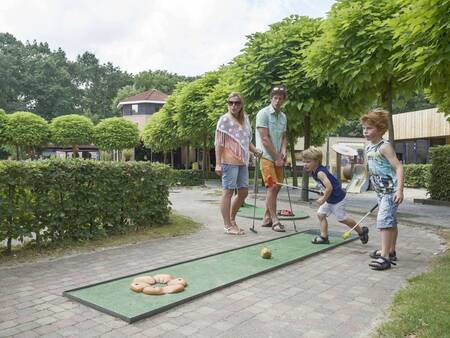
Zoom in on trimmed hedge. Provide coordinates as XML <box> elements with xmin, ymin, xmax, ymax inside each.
<box><xmin>0</xmin><ymin>159</ymin><xmax>172</xmax><ymax>253</ymax></box>
<box><xmin>170</xmin><ymin>169</ymin><xmax>204</xmax><ymax>186</ymax></box>
<box><xmin>403</xmin><ymin>164</ymin><xmax>431</xmax><ymax>189</ymax></box>
<box><xmin>428</xmin><ymin>145</ymin><xmax>450</xmax><ymax>201</ymax></box>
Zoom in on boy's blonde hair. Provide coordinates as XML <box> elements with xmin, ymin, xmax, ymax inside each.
<box><xmin>302</xmin><ymin>147</ymin><xmax>323</xmax><ymax>164</ymax></box>
<box><xmin>360</xmin><ymin>108</ymin><xmax>389</xmax><ymax>134</ymax></box>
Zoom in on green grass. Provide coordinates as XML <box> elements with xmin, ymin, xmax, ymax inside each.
<box><xmin>0</xmin><ymin>212</ymin><xmax>203</xmax><ymax>265</ymax></box>
<box><xmin>374</xmin><ymin>230</ymin><xmax>450</xmax><ymax>338</ymax></box>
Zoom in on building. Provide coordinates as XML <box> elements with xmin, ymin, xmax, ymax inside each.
<box><xmin>389</xmin><ymin>108</ymin><xmax>450</xmax><ymax>163</ymax></box>
<box><xmin>117</xmin><ymin>89</ymin><xmax>168</xmax><ymax>131</ymax></box>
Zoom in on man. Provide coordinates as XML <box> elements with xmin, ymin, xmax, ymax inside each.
<box><xmin>255</xmin><ymin>86</ymin><xmax>288</xmax><ymax>232</ymax></box>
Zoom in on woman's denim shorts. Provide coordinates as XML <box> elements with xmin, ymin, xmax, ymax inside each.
<box><xmin>221</xmin><ymin>164</ymin><xmax>249</xmax><ymax>189</ymax></box>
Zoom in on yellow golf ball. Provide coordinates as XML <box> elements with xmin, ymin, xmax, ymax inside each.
<box><xmin>342</xmin><ymin>232</ymin><xmax>350</xmax><ymax>240</ymax></box>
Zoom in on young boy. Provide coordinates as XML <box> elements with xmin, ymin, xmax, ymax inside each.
<box><xmin>302</xmin><ymin>147</ymin><xmax>369</xmax><ymax>245</ymax></box>
<box><xmin>361</xmin><ymin>109</ymin><xmax>404</xmax><ymax>271</ymax></box>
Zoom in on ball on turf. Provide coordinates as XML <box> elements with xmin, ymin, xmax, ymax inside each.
<box><xmin>260</xmin><ymin>247</ymin><xmax>272</xmax><ymax>259</ymax></box>
<box><xmin>342</xmin><ymin>232</ymin><xmax>350</xmax><ymax>240</ymax></box>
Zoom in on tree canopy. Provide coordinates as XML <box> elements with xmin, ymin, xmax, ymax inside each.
<box><xmin>93</xmin><ymin>117</ymin><xmax>140</xmax><ymax>152</ymax></box>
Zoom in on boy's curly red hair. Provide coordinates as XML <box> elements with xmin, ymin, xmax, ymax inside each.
<box><xmin>360</xmin><ymin>109</ymin><xmax>389</xmax><ymax>134</ymax></box>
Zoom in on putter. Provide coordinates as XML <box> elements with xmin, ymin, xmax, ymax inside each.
<box><xmin>342</xmin><ymin>203</ymin><xmax>378</xmax><ymax>239</ymax></box>
<box><xmin>284</xmin><ymin>170</ymin><xmax>298</xmax><ymax>232</ymax></box>
<box><xmin>250</xmin><ymin>158</ymin><xmax>259</xmax><ymax>234</ymax></box>
<box><xmin>266</xmin><ymin>175</ymin><xmax>323</xmax><ymax>195</ymax></box>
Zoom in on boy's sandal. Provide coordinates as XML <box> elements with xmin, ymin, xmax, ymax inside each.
<box><xmin>369</xmin><ymin>249</ymin><xmax>397</xmax><ymax>261</ymax></box>
<box><xmin>311</xmin><ymin>235</ymin><xmax>330</xmax><ymax>244</ymax></box>
<box><xmin>359</xmin><ymin>226</ymin><xmax>369</xmax><ymax>244</ymax></box>
<box><xmin>272</xmin><ymin>222</ymin><xmax>286</xmax><ymax>232</ymax></box>
<box><xmin>260</xmin><ymin>220</ymin><xmax>273</xmax><ymax>228</ymax></box>
<box><xmin>369</xmin><ymin>256</ymin><xmax>396</xmax><ymax>270</ymax></box>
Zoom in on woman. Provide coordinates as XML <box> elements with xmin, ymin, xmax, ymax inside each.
<box><xmin>215</xmin><ymin>92</ymin><xmax>261</xmax><ymax>235</ymax></box>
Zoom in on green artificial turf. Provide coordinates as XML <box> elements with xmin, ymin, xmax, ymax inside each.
<box><xmin>64</xmin><ymin>230</ymin><xmax>354</xmax><ymax>322</ymax></box>
<box><xmin>237</xmin><ymin>203</ymin><xmax>309</xmax><ymax>220</ymax></box>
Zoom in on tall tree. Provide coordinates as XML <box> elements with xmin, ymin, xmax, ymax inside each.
<box><xmin>304</xmin><ymin>0</ymin><xmax>410</xmax><ymax>144</ymax></box>
<box><xmin>391</xmin><ymin>0</ymin><xmax>450</xmax><ymax>116</ymax></box>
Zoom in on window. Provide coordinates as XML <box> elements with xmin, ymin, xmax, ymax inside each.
<box><xmin>132</xmin><ymin>104</ymin><xmax>139</xmax><ymax>114</ymax></box>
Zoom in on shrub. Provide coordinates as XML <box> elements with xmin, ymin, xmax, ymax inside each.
<box><xmin>403</xmin><ymin>164</ymin><xmax>431</xmax><ymax>188</ymax></box>
<box><xmin>170</xmin><ymin>169</ymin><xmax>204</xmax><ymax>186</ymax></box>
<box><xmin>428</xmin><ymin>145</ymin><xmax>450</xmax><ymax>201</ymax></box>
<box><xmin>0</xmin><ymin>159</ymin><xmax>171</xmax><ymax>253</ymax></box>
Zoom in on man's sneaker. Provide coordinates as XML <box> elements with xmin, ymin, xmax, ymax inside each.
<box><xmin>359</xmin><ymin>226</ymin><xmax>369</xmax><ymax>244</ymax></box>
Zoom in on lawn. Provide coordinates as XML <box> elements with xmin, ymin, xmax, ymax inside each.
<box><xmin>374</xmin><ymin>230</ymin><xmax>450</xmax><ymax>338</ymax></box>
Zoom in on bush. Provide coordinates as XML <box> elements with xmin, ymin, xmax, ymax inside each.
<box><xmin>0</xmin><ymin>159</ymin><xmax>172</xmax><ymax>253</ymax></box>
<box><xmin>170</xmin><ymin>169</ymin><xmax>204</xmax><ymax>186</ymax></box>
<box><xmin>403</xmin><ymin>164</ymin><xmax>431</xmax><ymax>188</ymax></box>
<box><xmin>428</xmin><ymin>145</ymin><xmax>450</xmax><ymax>201</ymax></box>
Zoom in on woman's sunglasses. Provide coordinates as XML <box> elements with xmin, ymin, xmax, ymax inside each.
<box><xmin>228</xmin><ymin>101</ymin><xmax>242</xmax><ymax>106</ymax></box>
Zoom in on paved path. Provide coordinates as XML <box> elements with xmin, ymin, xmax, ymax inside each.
<box><xmin>0</xmin><ymin>186</ymin><xmax>446</xmax><ymax>338</ymax></box>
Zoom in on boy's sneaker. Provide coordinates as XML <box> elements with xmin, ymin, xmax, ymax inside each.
<box><xmin>359</xmin><ymin>226</ymin><xmax>369</xmax><ymax>244</ymax></box>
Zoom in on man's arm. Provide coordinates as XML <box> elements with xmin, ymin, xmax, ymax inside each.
<box><xmin>380</xmin><ymin>144</ymin><xmax>404</xmax><ymax>204</ymax></box>
<box><xmin>280</xmin><ymin>132</ymin><xmax>287</xmax><ymax>161</ymax></box>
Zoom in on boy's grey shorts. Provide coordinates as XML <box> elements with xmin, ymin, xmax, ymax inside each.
<box><xmin>376</xmin><ymin>193</ymin><xmax>398</xmax><ymax>229</ymax></box>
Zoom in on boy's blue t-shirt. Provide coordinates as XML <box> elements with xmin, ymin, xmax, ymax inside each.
<box><xmin>311</xmin><ymin>165</ymin><xmax>346</xmax><ymax>204</ymax></box>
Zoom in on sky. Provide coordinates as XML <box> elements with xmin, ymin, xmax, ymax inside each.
<box><xmin>0</xmin><ymin>0</ymin><xmax>335</xmax><ymax>76</ymax></box>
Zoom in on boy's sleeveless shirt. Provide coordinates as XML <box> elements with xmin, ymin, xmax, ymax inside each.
<box><xmin>312</xmin><ymin>165</ymin><xmax>346</xmax><ymax>204</ymax></box>
<box><xmin>366</xmin><ymin>139</ymin><xmax>397</xmax><ymax>194</ymax></box>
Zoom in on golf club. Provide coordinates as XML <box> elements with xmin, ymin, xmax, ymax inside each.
<box><xmin>250</xmin><ymin>158</ymin><xmax>259</xmax><ymax>234</ymax></box>
<box><xmin>266</xmin><ymin>175</ymin><xmax>323</xmax><ymax>195</ymax></box>
<box><xmin>342</xmin><ymin>203</ymin><xmax>378</xmax><ymax>240</ymax></box>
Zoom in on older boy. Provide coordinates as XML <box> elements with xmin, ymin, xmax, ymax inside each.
<box><xmin>361</xmin><ymin>109</ymin><xmax>404</xmax><ymax>270</ymax></box>
<box><xmin>302</xmin><ymin>147</ymin><xmax>369</xmax><ymax>244</ymax></box>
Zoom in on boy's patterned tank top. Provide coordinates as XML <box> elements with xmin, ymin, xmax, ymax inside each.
<box><xmin>366</xmin><ymin>139</ymin><xmax>397</xmax><ymax>194</ymax></box>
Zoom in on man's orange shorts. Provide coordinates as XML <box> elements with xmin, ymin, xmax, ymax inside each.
<box><xmin>260</xmin><ymin>158</ymin><xmax>283</xmax><ymax>187</ymax></box>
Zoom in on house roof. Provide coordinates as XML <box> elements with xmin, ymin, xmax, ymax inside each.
<box><xmin>117</xmin><ymin>89</ymin><xmax>168</xmax><ymax>108</ymax></box>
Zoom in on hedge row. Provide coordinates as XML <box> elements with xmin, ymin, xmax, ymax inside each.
<box><xmin>403</xmin><ymin>164</ymin><xmax>431</xmax><ymax>189</ymax></box>
<box><xmin>170</xmin><ymin>169</ymin><xmax>205</xmax><ymax>186</ymax></box>
<box><xmin>0</xmin><ymin>159</ymin><xmax>172</xmax><ymax>253</ymax></box>
<box><xmin>429</xmin><ymin>145</ymin><xmax>450</xmax><ymax>201</ymax></box>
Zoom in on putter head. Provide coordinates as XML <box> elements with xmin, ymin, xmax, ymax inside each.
<box><xmin>249</xmin><ymin>227</ymin><xmax>258</xmax><ymax>234</ymax></box>
<box><xmin>266</xmin><ymin>175</ymin><xmax>274</xmax><ymax>188</ymax></box>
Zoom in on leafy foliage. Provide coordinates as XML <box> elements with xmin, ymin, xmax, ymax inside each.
<box><xmin>0</xmin><ymin>108</ymin><xmax>7</xmax><ymax>144</ymax></box>
<box><xmin>93</xmin><ymin>117</ymin><xmax>140</xmax><ymax>151</ymax></box>
<box><xmin>391</xmin><ymin>0</ymin><xmax>450</xmax><ymax>116</ymax></box>
<box><xmin>5</xmin><ymin>111</ymin><xmax>50</xmax><ymax>159</ymax></box>
<box><xmin>428</xmin><ymin>146</ymin><xmax>450</xmax><ymax>201</ymax></box>
<box><xmin>134</xmin><ymin>69</ymin><xmax>197</xmax><ymax>94</ymax></box>
<box><xmin>403</xmin><ymin>164</ymin><xmax>431</xmax><ymax>189</ymax></box>
<box><xmin>50</xmin><ymin>114</ymin><xmax>94</xmax><ymax>149</ymax></box>
<box><xmin>0</xmin><ymin>160</ymin><xmax>172</xmax><ymax>253</ymax></box>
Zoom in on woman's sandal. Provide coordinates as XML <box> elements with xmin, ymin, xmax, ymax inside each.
<box><xmin>369</xmin><ymin>256</ymin><xmax>396</xmax><ymax>270</ymax></box>
<box><xmin>224</xmin><ymin>226</ymin><xmax>245</xmax><ymax>235</ymax></box>
<box><xmin>272</xmin><ymin>222</ymin><xmax>286</xmax><ymax>232</ymax></box>
<box><xmin>369</xmin><ymin>249</ymin><xmax>397</xmax><ymax>261</ymax></box>
<box><xmin>311</xmin><ymin>235</ymin><xmax>330</xmax><ymax>244</ymax></box>
<box><xmin>230</xmin><ymin>220</ymin><xmax>245</xmax><ymax>235</ymax></box>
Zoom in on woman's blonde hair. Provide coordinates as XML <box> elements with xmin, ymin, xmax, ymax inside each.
<box><xmin>227</xmin><ymin>92</ymin><xmax>246</xmax><ymax>125</ymax></box>
<box><xmin>360</xmin><ymin>108</ymin><xmax>389</xmax><ymax>134</ymax></box>
<box><xmin>301</xmin><ymin>146</ymin><xmax>323</xmax><ymax>163</ymax></box>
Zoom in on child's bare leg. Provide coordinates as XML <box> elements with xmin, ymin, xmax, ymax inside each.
<box><xmin>317</xmin><ymin>213</ymin><xmax>328</xmax><ymax>237</ymax></box>
<box><xmin>390</xmin><ymin>225</ymin><xmax>398</xmax><ymax>253</ymax></box>
<box><xmin>340</xmin><ymin>217</ymin><xmax>362</xmax><ymax>234</ymax></box>
<box><xmin>380</xmin><ymin>228</ymin><xmax>395</xmax><ymax>258</ymax></box>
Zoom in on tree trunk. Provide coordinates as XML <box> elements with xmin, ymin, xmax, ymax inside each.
<box><xmin>203</xmin><ymin>137</ymin><xmax>208</xmax><ymax>178</ymax></box>
<box><xmin>15</xmin><ymin>145</ymin><xmax>20</xmax><ymax>160</ymax></box>
<box><xmin>171</xmin><ymin>151</ymin><xmax>174</xmax><ymax>167</ymax></box>
<box><xmin>381</xmin><ymin>78</ymin><xmax>395</xmax><ymax>146</ymax></box>
<box><xmin>72</xmin><ymin>144</ymin><xmax>79</xmax><ymax>158</ymax></box>
<box><xmin>289</xmin><ymin>137</ymin><xmax>298</xmax><ymax>187</ymax></box>
<box><xmin>302</xmin><ymin>113</ymin><xmax>311</xmax><ymax>201</ymax></box>
<box><xmin>163</xmin><ymin>152</ymin><xmax>167</xmax><ymax>164</ymax></box>
<box><xmin>185</xmin><ymin>144</ymin><xmax>190</xmax><ymax>169</ymax></box>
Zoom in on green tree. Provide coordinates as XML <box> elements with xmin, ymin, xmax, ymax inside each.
<box><xmin>0</xmin><ymin>108</ymin><xmax>7</xmax><ymax>144</ymax></box>
<box><xmin>304</xmin><ymin>0</ymin><xmax>410</xmax><ymax>144</ymax></box>
<box><xmin>174</xmin><ymin>72</ymin><xmax>220</xmax><ymax>172</ymax></box>
<box><xmin>134</xmin><ymin>69</ymin><xmax>197</xmax><ymax>94</ymax></box>
<box><xmin>5</xmin><ymin>111</ymin><xmax>50</xmax><ymax>159</ymax></box>
<box><xmin>75</xmin><ymin>52</ymin><xmax>133</xmax><ymax>121</ymax></box>
<box><xmin>391</xmin><ymin>0</ymin><xmax>450</xmax><ymax>116</ymax></box>
<box><xmin>50</xmin><ymin>114</ymin><xmax>94</xmax><ymax>157</ymax></box>
<box><xmin>93</xmin><ymin>117</ymin><xmax>140</xmax><ymax>159</ymax></box>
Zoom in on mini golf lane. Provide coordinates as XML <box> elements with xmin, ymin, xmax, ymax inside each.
<box><xmin>237</xmin><ymin>204</ymin><xmax>309</xmax><ymax>220</ymax></box>
<box><xmin>63</xmin><ymin>230</ymin><xmax>356</xmax><ymax>323</ymax></box>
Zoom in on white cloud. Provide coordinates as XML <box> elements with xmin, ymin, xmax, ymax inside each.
<box><xmin>0</xmin><ymin>0</ymin><xmax>335</xmax><ymax>76</ymax></box>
